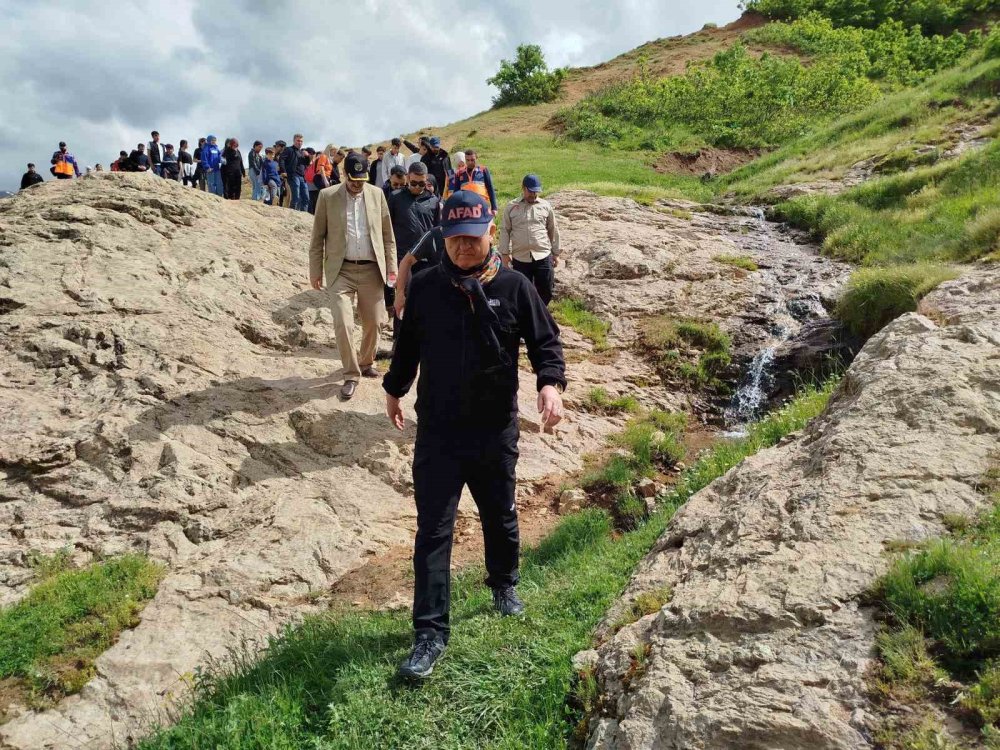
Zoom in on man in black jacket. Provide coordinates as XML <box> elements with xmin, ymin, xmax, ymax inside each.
<box><xmin>20</xmin><ymin>163</ymin><xmax>43</xmax><ymax>190</ymax></box>
<box><xmin>387</xmin><ymin>162</ymin><xmax>440</xmax><ymax>337</ymax></box>
<box><xmin>148</xmin><ymin>131</ymin><xmax>163</xmax><ymax>176</ymax></box>
<box><xmin>422</xmin><ymin>136</ymin><xmax>451</xmax><ymax>197</ymax></box>
<box><xmin>384</xmin><ymin>190</ymin><xmax>566</xmax><ymax>680</ymax></box>
<box><xmin>280</xmin><ymin>133</ymin><xmax>309</xmax><ymax>211</ymax></box>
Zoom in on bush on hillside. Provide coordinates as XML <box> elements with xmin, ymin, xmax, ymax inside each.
<box><xmin>746</xmin><ymin>13</ymin><xmax>984</xmax><ymax>86</ymax></box>
<box><xmin>561</xmin><ymin>42</ymin><xmax>880</xmax><ymax>149</ymax></box>
<box><xmin>487</xmin><ymin>44</ymin><xmax>566</xmax><ymax>107</ymax></box>
<box><xmin>744</xmin><ymin>0</ymin><xmax>1000</xmax><ymax>34</ymax></box>
<box><xmin>834</xmin><ymin>264</ymin><xmax>957</xmax><ymax>336</ymax></box>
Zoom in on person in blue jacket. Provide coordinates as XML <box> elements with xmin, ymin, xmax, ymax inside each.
<box><xmin>200</xmin><ymin>135</ymin><xmax>224</xmax><ymax>196</ymax></box>
<box><xmin>261</xmin><ymin>148</ymin><xmax>282</xmax><ymax>206</ymax></box>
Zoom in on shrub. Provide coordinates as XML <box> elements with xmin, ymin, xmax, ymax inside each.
<box><xmin>640</xmin><ymin>316</ymin><xmax>733</xmax><ymax>387</ymax></box>
<box><xmin>744</xmin><ymin>0</ymin><xmax>1000</xmax><ymax>34</ymax></box>
<box><xmin>561</xmin><ymin>42</ymin><xmax>881</xmax><ymax>150</ymax></box>
<box><xmin>585</xmin><ymin>387</ymin><xmax>640</xmax><ymax>415</ymax></box>
<box><xmin>746</xmin><ymin>13</ymin><xmax>983</xmax><ymax>87</ymax></box>
<box><xmin>487</xmin><ymin>44</ymin><xmax>566</xmax><ymax>107</ymax></box>
<box><xmin>835</xmin><ymin>264</ymin><xmax>958</xmax><ymax>336</ymax></box>
<box><xmin>878</xmin><ymin>539</ymin><xmax>1000</xmax><ymax>660</ymax></box>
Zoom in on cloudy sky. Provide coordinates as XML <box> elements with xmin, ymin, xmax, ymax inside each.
<box><xmin>0</xmin><ymin>0</ymin><xmax>742</xmax><ymax>190</ymax></box>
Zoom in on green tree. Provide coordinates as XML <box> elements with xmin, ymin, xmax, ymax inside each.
<box><xmin>487</xmin><ymin>44</ymin><xmax>566</xmax><ymax>107</ymax></box>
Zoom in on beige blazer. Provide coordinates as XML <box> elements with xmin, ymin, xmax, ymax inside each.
<box><xmin>309</xmin><ymin>183</ymin><xmax>397</xmax><ymax>286</ymax></box>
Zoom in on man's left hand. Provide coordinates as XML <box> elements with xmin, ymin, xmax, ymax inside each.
<box><xmin>537</xmin><ymin>385</ymin><xmax>564</xmax><ymax>431</ymax></box>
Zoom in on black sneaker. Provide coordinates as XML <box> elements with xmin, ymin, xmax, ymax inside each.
<box><xmin>492</xmin><ymin>585</ymin><xmax>525</xmax><ymax>617</ymax></box>
<box><xmin>398</xmin><ymin>635</ymin><xmax>446</xmax><ymax>680</ymax></box>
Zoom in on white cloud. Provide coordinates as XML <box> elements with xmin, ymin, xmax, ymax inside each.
<box><xmin>0</xmin><ymin>0</ymin><xmax>742</xmax><ymax>189</ymax></box>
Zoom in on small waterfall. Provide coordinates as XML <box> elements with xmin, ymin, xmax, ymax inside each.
<box><xmin>725</xmin><ymin>347</ymin><xmax>776</xmax><ymax>430</ymax></box>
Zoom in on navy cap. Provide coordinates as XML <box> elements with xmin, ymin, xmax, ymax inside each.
<box><xmin>344</xmin><ymin>152</ymin><xmax>369</xmax><ymax>181</ymax></box>
<box><xmin>441</xmin><ymin>190</ymin><xmax>493</xmax><ymax>238</ymax></box>
<box><xmin>522</xmin><ymin>174</ymin><xmax>542</xmax><ymax>192</ymax></box>
<box><xmin>429</xmin><ymin>136</ymin><xmax>441</xmax><ymax>147</ymax></box>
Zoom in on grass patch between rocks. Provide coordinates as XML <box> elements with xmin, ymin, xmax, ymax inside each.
<box><xmin>550</xmin><ymin>298</ymin><xmax>611</xmax><ymax>351</ymax></box>
<box><xmin>869</xmin><ymin>464</ymin><xmax>1000</xmax><ymax>747</ymax></box>
<box><xmin>138</xmin><ymin>382</ymin><xmax>837</xmax><ymax>750</ymax></box>
<box><xmin>0</xmin><ymin>553</ymin><xmax>164</xmax><ymax>713</ymax></box>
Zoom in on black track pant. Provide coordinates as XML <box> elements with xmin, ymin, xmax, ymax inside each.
<box><xmin>223</xmin><ymin>171</ymin><xmax>242</xmax><ymax>200</ymax></box>
<box><xmin>512</xmin><ymin>255</ymin><xmax>554</xmax><ymax>305</ymax></box>
<box><xmin>412</xmin><ymin>420</ymin><xmax>520</xmax><ymax>643</ymax></box>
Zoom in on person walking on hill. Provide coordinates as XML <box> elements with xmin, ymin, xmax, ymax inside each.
<box><xmin>455</xmin><ymin>149</ymin><xmax>497</xmax><ymax>213</ymax></box>
<box><xmin>444</xmin><ymin>151</ymin><xmax>466</xmax><ymax>199</ymax></box>
<box><xmin>403</xmin><ymin>136</ymin><xmax>429</xmax><ymax>169</ymax></box>
<box><xmin>383</xmin><ymin>165</ymin><xmax>406</xmax><ymax>199</ymax></box>
<box><xmin>193</xmin><ymin>138</ymin><xmax>207</xmax><ymax>190</ymax></box>
<box><xmin>50</xmin><ymin>142</ymin><xmax>81</xmax><ymax>179</ymax></box>
<box><xmin>499</xmin><ymin>174</ymin><xmax>561</xmax><ymax>305</ymax></box>
<box><xmin>379</xmin><ymin>138</ymin><xmax>406</xmax><ymax>187</ymax></box>
<box><xmin>148</xmin><ymin>131</ymin><xmax>164</xmax><ymax>177</ymax></box>
<box><xmin>304</xmin><ymin>148</ymin><xmax>321</xmax><ymax>214</ymax></box>
<box><xmin>387</xmin><ymin>162</ymin><xmax>440</xmax><ymax>337</ymax></box>
<box><xmin>383</xmin><ymin>188</ymin><xmax>566</xmax><ymax>680</ymax></box>
<box><xmin>281</xmin><ymin>133</ymin><xmax>309</xmax><ymax>211</ymax></box>
<box><xmin>111</xmin><ymin>150</ymin><xmax>129</xmax><ymax>172</ymax></box>
<box><xmin>20</xmin><ymin>163</ymin><xmax>43</xmax><ymax>190</ymax></box>
<box><xmin>222</xmin><ymin>137</ymin><xmax>245</xmax><ymax>200</ymax></box>
<box><xmin>369</xmin><ymin>145</ymin><xmax>385</xmax><ymax>184</ymax></box>
<box><xmin>309</xmin><ymin>152</ymin><xmax>398</xmax><ymax>401</ymax></box>
<box><xmin>161</xmin><ymin>144</ymin><xmax>181</xmax><ymax>181</ymax></box>
<box><xmin>262</xmin><ymin>147</ymin><xmax>281</xmax><ymax>205</ymax></box>
<box><xmin>129</xmin><ymin>143</ymin><xmax>151</xmax><ymax>173</ymax></box>
<box><xmin>423</xmin><ymin>136</ymin><xmax>451</xmax><ymax>197</ymax></box>
<box><xmin>201</xmin><ymin>135</ymin><xmax>224</xmax><ymax>196</ymax></box>
<box><xmin>179</xmin><ymin>140</ymin><xmax>196</xmax><ymax>187</ymax></box>
<box><xmin>248</xmin><ymin>141</ymin><xmax>265</xmax><ymax>201</ymax></box>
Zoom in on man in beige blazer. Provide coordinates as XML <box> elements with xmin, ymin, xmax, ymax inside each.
<box><xmin>310</xmin><ymin>153</ymin><xmax>397</xmax><ymax>400</ymax></box>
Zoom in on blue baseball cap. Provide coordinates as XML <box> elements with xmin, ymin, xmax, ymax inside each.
<box><xmin>441</xmin><ymin>190</ymin><xmax>493</xmax><ymax>238</ymax></box>
<box><xmin>522</xmin><ymin>174</ymin><xmax>542</xmax><ymax>192</ymax></box>
<box><xmin>429</xmin><ymin>136</ymin><xmax>441</xmax><ymax>147</ymax></box>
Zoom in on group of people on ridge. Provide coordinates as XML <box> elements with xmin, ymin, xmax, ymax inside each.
<box><xmin>20</xmin><ymin>131</ymin><xmax>566</xmax><ymax>683</ymax></box>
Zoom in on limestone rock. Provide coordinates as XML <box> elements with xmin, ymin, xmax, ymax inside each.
<box><xmin>582</xmin><ymin>269</ymin><xmax>1000</xmax><ymax>750</ymax></box>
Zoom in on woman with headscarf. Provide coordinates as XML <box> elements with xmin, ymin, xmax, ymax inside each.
<box><xmin>221</xmin><ymin>137</ymin><xmax>246</xmax><ymax>200</ymax></box>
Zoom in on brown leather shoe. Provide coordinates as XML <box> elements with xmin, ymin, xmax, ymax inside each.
<box><xmin>340</xmin><ymin>380</ymin><xmax>358</xmax><ymax>400</ymax></box>
<box><xmin>361</xmin><ymin>365</ymin><xmax>380</xmax><ymax>378</ymax></box>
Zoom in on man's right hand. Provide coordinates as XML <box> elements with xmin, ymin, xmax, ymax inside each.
<box><xmin>310</xmin><ymin>277</ymin><xmax>323</xmax><ymax>290</ymax></box>
<box><xmin>386</xmin><ymin>394</ymin><xmax>404</xmax><ymax>430</ymax></box>
<box><xmin>501</xmin><ymin>255</ymin><xmax>512</xmax><ymax>268</ymax></box>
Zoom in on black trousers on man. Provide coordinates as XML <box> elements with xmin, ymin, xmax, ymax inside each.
<box><xmin>512</xmin><ymin>255</ymin><xmax>554</xmax><ymax>305</ymax></box>
<box><xmin>412</xmin><ymin>420</ymin><xmax>520</xmax><ymax>643</ymax></box>
<box><xmin>223</xmin><ymin>171</ymin><xmax>242</xmax><ymax>200</ymax></box>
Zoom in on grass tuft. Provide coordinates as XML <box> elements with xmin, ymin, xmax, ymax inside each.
<box><xmin>550</xmin><ymin>297</ymin><xmax>611</xmax><ymax>351</ymax></box>
<box><xmin>584</xmin><ymin>387</ymin><xmax>640</xmax><ymax>415</ymax></box>
<box><xmin>834</xmin><ymin>264</ymin><xmax>958</xmax><ymax>337</ymax></box>
<box><xmin>713</xmin><ymin>254</ymin><xmax>759</xmax><ymax>271</ymax></box>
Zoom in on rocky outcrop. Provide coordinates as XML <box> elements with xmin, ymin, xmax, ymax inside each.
<box><xmin>0</xmin><ymin>176</ymin><xmax>622</xmax><ymax>749</ymax></box>
<box><xmin>581</xmin><ymin>267</ymin><xmax>1000</xmax><ymax>749</ymax></box>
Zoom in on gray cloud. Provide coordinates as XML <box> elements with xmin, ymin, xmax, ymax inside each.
<box><xmin>0</xmin><ymin>0</ymin><xmax>742</xmax><ymax>190</ymax></box>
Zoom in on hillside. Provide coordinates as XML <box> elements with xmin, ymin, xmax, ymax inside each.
<box><xmin>1</xmin><ymin>5</ymin><xmax>999</xmax><ymax>750</ymax></box>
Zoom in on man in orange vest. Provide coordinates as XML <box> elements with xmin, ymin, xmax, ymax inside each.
<box><xmin>50</xmin><ymin>142</ymin><xmax>80</xmax><ymax>179</ymax></box>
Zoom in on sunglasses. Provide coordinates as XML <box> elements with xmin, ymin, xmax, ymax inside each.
<box><xmin>408</xmin><ymin>180</ymin><xmax>426</xmax><ymax>188</ymax></box>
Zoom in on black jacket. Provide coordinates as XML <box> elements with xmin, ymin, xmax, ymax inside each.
<box><xmin>422</xmin><ymin>149</ymin><xmax>451</xmax><ymax>197</ymax></box>
<box><xmin>20</xmin><ymin>171</ymin><xmax>43</xmax><ymax>190</ymax></box>
<box><xmin>383</xmin><ymin>264</ymin><xmax>566</xmax><ymax>430</ymax></box>
<box><xmin>222</xmin><ymin>146</ymin><xmax>245</xmax><ymax>177</ymax></box>
<box><xmin>279</xmin><ymin>145</ymin><xmax>307</xmax><ymax>177</ymax></box>
<box><xmin>129</xmin><ymin>150</ymin><xmax>150</xmax><ymax>170</ymax></box>
<box><xmin>388</xmin><ymin>189</ymin><xmax>440</xmax><ymax>257</ymax></box>
<box><xmin>368</xmin><ymin>158</ymin><xmax>381</xmax><ymax>185</ymax></box>
<box><xmin>248</xmin><ymin>148</ymin><xmax>264</xmax><ymax>173</ymax></box>
<box><xmin>148</xmin><ymin>141</ymin><xmax>163</xmax><ymax>165</ymax></box>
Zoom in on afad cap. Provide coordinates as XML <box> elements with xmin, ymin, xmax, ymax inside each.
<box><xmin>344</xmin><ymin>152</ymin><xmax>369</xmax><ymax>181</ymax></box>
<box><xmin>441</xmin><ymin>190</ymin><xmax>492</xmax><ymax>238</ymax></box>
<box><xmin>522</xmin><ymin>173</ymin><xmax>542</xmax><ymax>192</ymax></box>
